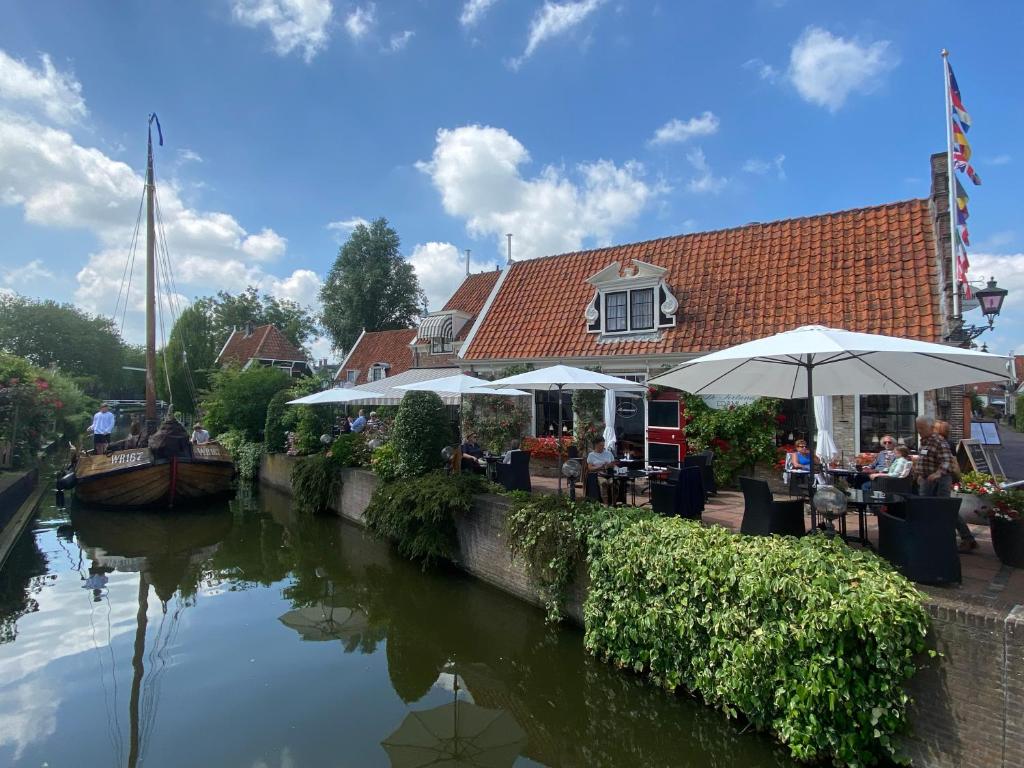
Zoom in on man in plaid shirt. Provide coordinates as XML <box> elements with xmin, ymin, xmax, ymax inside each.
<box><xmin>915</xmin><ymin>415</ymin><xmax>977</xmax><ymax>552</ymax></box>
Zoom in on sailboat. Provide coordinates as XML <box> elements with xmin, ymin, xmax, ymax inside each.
<box><xmin>69</xmin><ymin>115</ymin><xmax>235</xmax><ymax>508</ymax></box>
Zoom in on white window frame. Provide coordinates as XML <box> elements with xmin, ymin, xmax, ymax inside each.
<box><xmin>430</xmin><ymin>337</ymin><xmax>454</xmax><ymax>355</ymax></box>
<box><xmin>584</xmin><ymin>260</ymin><xmax>678</xmax><ymax>337</ymax></box>
<box><xmin>369</xmin><ymin>364</ymin><xmax>388</xmax><ymax>382</ymax></box>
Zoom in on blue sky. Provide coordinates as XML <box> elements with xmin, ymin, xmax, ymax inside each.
<box><xmin>1</xmin><ymin>0</ymin><xmax>1022</xmax><ymax>363</ymax></box>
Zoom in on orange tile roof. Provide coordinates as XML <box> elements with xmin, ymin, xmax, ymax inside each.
<box><xmin>217</xmin><ymin>324</ymin><xmax>306</xmax><ymax>366</ymax></box>
<box><xmin>335</xmin><ymin>328</ymin><xmax>416</xmax><ymax>385</ymax></box>
<box><xmin>463</xmin><ymin>199</ymin><xmax>941</xmax><ymax>361</ymax></box>
<box><xmin>444</xmin><ymin>270</ymin><xmax>501</xmax><ymax>340</ymax></box>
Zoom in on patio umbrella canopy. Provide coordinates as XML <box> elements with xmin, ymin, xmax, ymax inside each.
<box><xmin>649</xmin><ymin>324</ymin><xmax>1010</xmax><ymax>495</ymax></box>
<box><xmin>480</xmin><ymin>365</ymin><xmax>646</xmax><ymax>493</ymax></box>
<box><xmin>287</xmin><ymin>388</ymin><xmax>386</xmax><ymax>405</ymax></box>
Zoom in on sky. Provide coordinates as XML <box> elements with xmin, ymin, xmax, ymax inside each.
<box><xmin>1</xmin><ymin>0</ymin><xmax>1022</xmax><ymax>364</ymax></box>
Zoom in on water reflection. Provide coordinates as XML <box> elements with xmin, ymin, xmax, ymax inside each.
<box><xmin>0</xmin><ymin>487</ymin><xmax>798</xmax><ymax>768</ymax></box>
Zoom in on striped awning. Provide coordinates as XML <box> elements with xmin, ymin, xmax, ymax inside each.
<box><xmin>345</xmin><ymin>367</ymin><xmax>462</xmax><ymax>405</ymax></box>
<box><xmin>417</xmin><ymin>313</ymin><xmax>453</xmax><ymax>341</ymax></box>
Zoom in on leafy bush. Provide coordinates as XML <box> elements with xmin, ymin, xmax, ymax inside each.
<box><xmin>391</xmin><ymin>390</ymin><xmax>451</xmax><ymax>477</ymax></box>
<box><xmin>263</xmin><ymin>388</ymin><xmax>292</xmax><ymax>453</ymax></box>
<box><xmin>326</xmin><ymin>432</ymin><xmax>370</xmax><ymax>469</ymax></box>
<box><xmin>371</xmin><ymin>442</ymin><xmax>400</xmax><ymax>482</ymax></box>
<box><xmin>217</xmin><ymin>429</ymin><xmax>265</xmax><ymax>481</ymax></box>
<box><xmin>584</xmin><ymin>517</ymin><xmax>930</xmax><ymax>766</ymax></box>
<box><xmin>364</xmin><ymin>471</ymin><xmax>486</xmax><ymax>568</ymax></box>
<box><xmin>202</xmin><ymin>365</ymin><xmax>291</xmax><ymax>442</ymax></box>
<box><xmin>291</xmin><ymin>454</ymin><xmax>340</xmax><ymax>514</ymax></box>
<box><xmin>505</xmin><ymin>494</ymin><xmax>652</xmax><ymax>622</ymax></box>
<box><xmin>280</xmin><ymin>376</ymin><xmax>335</xmax><ymax>456</ymax></box>
<box><xmin>681</xmin><ymin>394</ymin><xmax>780</xmax><ymax>486</ymax></box>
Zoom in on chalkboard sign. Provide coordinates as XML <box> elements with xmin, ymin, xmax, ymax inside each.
<box><xmin>970</xmin><ymin>421</ymin><xmax>1002</xmax><ymax>446</ymax></box>
<box><xmin>957</xmin><ymin>439</ymin><xmax>991</xmax><ymax>475</ymax></box>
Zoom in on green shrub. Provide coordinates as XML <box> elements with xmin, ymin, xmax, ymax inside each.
<box><xmin>291</xmin><ymin>454</ymin><xmax>340</xmax><ymax>514</ymax></box>
<box><xmin>263</xmin><ymin>389</ymin><xmax>292</xmax><ymax>453</ymax></box>
<box><xmin>505</xmin><ymin>494</ymin><xmax>653</xmax><ymax>623</ymax></box>
<box><xmin>280</xmin><ymin>376</ymin><xmax>335</xmax><ymax>456</ymax></box>
<box><xmin>218</xmin><ymin>429</ymin><xmax>265</xmax><ymax>481</ymax></box>
<box><xmin>364</xmin><ymin>471</ymin><xmax>486</xmax><ymax>568</ymax></box>
<box><xmin>327</xmin><ymin>432</ymin><xmax>370</xmax><ymax>469</ymax></box>
<box><xmin>681</xmin><ymin>394</ymin><xmax>780</xmax><ymax>486</ymax></box>
<box><xmin>203</xmin><ymin>365</ymin><xmax>291</xmax><ymax>441</ymax></box>
<box><xmin>391</xmin><ymin>390</ymin><xmax>451</xmax><ymax>477</ymax></box>
<box><xmin>371</xmin><ymin>442</ymin><xmax>400</xmax><ymax>482</ymax></box>
<box><xmin>584</xmin><ymin>518</ymin><xmax>930</xmax><ymax>766</ymax></box>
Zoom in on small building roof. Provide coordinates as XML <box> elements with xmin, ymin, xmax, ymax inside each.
<box><xmin>461</xmin><ymin>199</ymin><xmax>941</xmax><ymax>362</ymax></box>
<box><xmin>216</xmin><ymin>324</ymin><xmax>307</xmax><ymax>367</ymax></box>
<box><xmin>335</xmin><ymin>328</ymin><xmax>417</xmax><ymax>386</ymax></box>
<box><xmin>443</xmin><ymin>269</ymin><xmax>501</xmax><ymax>339</ymax></box>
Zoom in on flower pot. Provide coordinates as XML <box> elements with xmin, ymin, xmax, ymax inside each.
<box><xmin>954</xmin><ymin>491</ymin><xmax>989</xmax><ymax>525</ymax></box>
<box><xmin>989</xmin><ymin>516</ymin><xmax>1024</xmax><ymax>568</ymax></box>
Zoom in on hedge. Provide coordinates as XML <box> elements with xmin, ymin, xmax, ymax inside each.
<box><xmin>583</xmin><ymin>517</ymin><xmax>930</xmax><ymax>766</ymax></box>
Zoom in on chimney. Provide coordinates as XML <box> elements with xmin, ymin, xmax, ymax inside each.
<box><xmin>465</xmin><ymin>248</ymin><xmax>471</xmax><ymax>277</ymax></box>
<box><xmin>506</xmin><ymin>233</ymin><xmax>513</xmax><ymax>266</ymax></box>
<box><xmin>244</xmin><ymin>321</ymin><xmax>255</xmax><ymax>337</ymax></box>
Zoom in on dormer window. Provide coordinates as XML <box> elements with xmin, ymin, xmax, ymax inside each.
<box><xmin>418</xmin><ymin>312</ymin><xmax>456</xmax><ymax>355</ymax></box>
<box><xmin>369</xmin><ymin>363</ymin><xmax>389</xmax><ymax>382</ymax></box>
<box><xmin>585</xmin><ymin>260</ymin><xmax>678</xmax><ymax>337</ymax></box>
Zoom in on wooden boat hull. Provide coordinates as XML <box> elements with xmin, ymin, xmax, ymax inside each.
<box><xmin>74</xmin><ymin>443</ymin><xmax>235</xmax><ymax>509</ymax></box>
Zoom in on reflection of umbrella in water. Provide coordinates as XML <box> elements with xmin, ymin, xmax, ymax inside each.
<box><xmin>382</xmin><ymin>670</ymin><xmax>527</xmax><ymax>768</ymax></box>
<box><xmin>279</xmin><ymin>603</ymin><xmax>370</xmax><ymax>644</ymax></box>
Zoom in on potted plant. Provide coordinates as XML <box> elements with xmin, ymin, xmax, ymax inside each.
<box><xmin>984</xmin><ymin>488</ymin><xmax>1024</xmax><ymax>568</ymax></box>
<box><xmin>952</xmin><ymin>471</ymin><xmax>999</xmax><ymax>523</ymax></box>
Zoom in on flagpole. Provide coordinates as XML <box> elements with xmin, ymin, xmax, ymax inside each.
<box><xmin>942</xmin><ymin>49</ymin><xmax>961</xmax><ymax>318</ymax></box>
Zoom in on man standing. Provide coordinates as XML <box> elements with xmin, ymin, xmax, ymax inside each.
<box><xmin>351</xmin><ymin>409</ymin><xmax>367</xmax><ymax>433</ymax></box>
<box><xmin>916</xmin><ymin>415</ymin><xmax>977</xmax><ymax>552</ymax></box>
<box><xmin>87</xmin><ymin>402</ymin><xmax>115</xmax><ymax>453</ymax></box>
<box><xmin>587</xmin><ymin>437</ymin><xmax>618</xmax><ymax>506</ymax></box>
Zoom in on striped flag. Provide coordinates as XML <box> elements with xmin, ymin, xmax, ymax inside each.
<box><xmin>948</xmin><ymin>64</ymin><xmax>972</xmax><ymax>131</ymax></box>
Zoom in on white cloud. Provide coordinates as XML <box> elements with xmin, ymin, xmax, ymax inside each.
<box><xmin>788</xmin><ymin>26</ymin><xmax>898</xmax><ymax>112</ymax></box>
<box><xmin>416</xmin><ymin>124</ymin><xmax>660</xmax><ymax>261</ymax></box>
<box><xmin>648</xmin><ymin>111</ymin><xmax>719</xmax><ymax>146</ymax></box>
<box><xmin>686</xmin><ymin>148</ymin><xmax>727</xmax><ymax>194</ymax></box>
<box><xmin>264</xmin><ymin>267</ymin><xmax>322</xmax><ymax>307</ymax></box>
<box><xmin>989</xmin><ymin>154</ymin><xmax>1012</xmax><ymax>166</ymax></box>
<box><xmin>511</xmin><ymin>0</ymin><xmax>605</xmax><ymax>68</ymax></box>
<box><xmin>0</xmin><ymin>51</ymin><xmax>86</xmax><ymax>125</ymax></box>
<box><xmin>742</xmin><ymin>153</ymin><xmax>786</xmax><ymax>180</ymax></box>
<box><xmin>241</xmin><ymin>228</ymin><xmax>287</xmax><ymax>261</ymax></box>
<box><xmin>178</xmin><ymin>148</ymin><xmax>203</xmax><ymax>163</ymax></box>
<box><xmin>386</xmin><ymin>30</ymin><xmax>415</xmax><ymax>53</ymax></box>
<box><xmin>409</xmin><ymin>242</ymin><xmax>492</xmax><ymax>311</ymax></box>
<box><xmin>231</xmin><ymin>0</ymin><xmax>334</xmax><ymax>63</ymax></box>
<box><xmin>460</xmin><ymin>0</ymin><xmax>499</xmax><ymax>27</ymax></box>
<box><xmin>345</xmin><ymin>3</ymin><xmax>376</xmax><ymax>41</ymax></box>
<box><xmin>2</xmin><ymin>258</ymin><xmax>54</xmax><ymax>286</ymax></box>
<box><xmin>327</xmin><ymin>217</ymin><xmax>370</xmax><ymax>241</ymax></box>
<box><xmin>967</xmin><ymin>253</ymin><xmax>1024</xmax><ymax>355</ymax></box>
<box><xmin>743</xmin><ymin>57</ymin><xmax>779</xmax><ymax>83</ymax></box>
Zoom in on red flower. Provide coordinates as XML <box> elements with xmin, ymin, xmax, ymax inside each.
<box><xmin>775</xmin><ymin>414</ymin><xmax>787</xmax><ymax>424</ymax></box>
<box><xmin>35</xmin><ymin>378</ymin><xmax>49</xmax><ymax>390</ymax></box>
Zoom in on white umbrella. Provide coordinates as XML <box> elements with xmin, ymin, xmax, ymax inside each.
<box><xmin>813</xmin><ymin>395</ymin><xmax>838</xmax><ymax>463</ymax></box>
<box><xmin>395</xmin><ymin>374</ymin><xmax>530</xmax><ymax>443</ymax></box>
<box><xmin>603</xmin><ymin>390</ymin><xmax>617</xmax><ymax>453</ymax></box>
<box><xmin>287</xmin><ymin>388</ymin><xmax>386</xmax><ymax>405</ymax></box>
<box><xmin>649</xmin><ymin>324</ymin><xmax>1009</xmax><ymax>501</ymax></box>
<box><xmin>480</xmin><ymin>365</ymin><xmax>646</xmax><ymax>493</ymax></box>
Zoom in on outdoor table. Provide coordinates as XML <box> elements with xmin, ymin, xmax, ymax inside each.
<box><xmin>808</xmin><ymin>490</ymin><xmax>903</xmax><ymax>547</ymax></box>
<box><xmin>601</xmin><ymin>468</ymin><xmax>647</xmax><ymax>506</ymax></box>
<box><xmin>481</xmin><ymin>454</ymin><xmax>502</xmax><ymax>481</ymax></box>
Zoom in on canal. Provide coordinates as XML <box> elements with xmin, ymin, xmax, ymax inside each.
<box><xmin>0</xmin><ymin>487</ymin><xmax>800</xmax><ymax>767</ymax></box>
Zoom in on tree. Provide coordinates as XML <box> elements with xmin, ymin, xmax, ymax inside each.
<box><xmin>320</xmin><ymin>218</ymin><xmax>426</xmax><ymax>353</ymax></box>
<box><xmin>209</xmin><ymin>288</ymin><xmax>318</xmax><ymax>348</ymax></box>
<box><xmin>390</xmin><ymin>390</ymin><xmax>450</xmax><ymax>476</ymax></box>
<box><xmin>201</xmin><ymin>365</ymin><xmax>292</xmax><ymax>442</ymax></box>
<box><xmin>156</xmin><ymin>301</ymin><xmax>221</xmax><ymax>417</ymax></box>
<box><xmin>0</xmin><ymin>294</ymin><xmax>131</xmax><ymax>398</ymax></box>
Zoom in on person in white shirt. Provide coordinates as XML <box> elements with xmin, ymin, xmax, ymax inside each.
<box><xmin>586</xmin><ymin>437</ymin><xmax>618</xmax><ymax>505</ymax></box>
<box><xmin>191</xmin><ymin>423</ymin><xmax>211</xmax><ymax>445</ymax></box>
<box><xmin>87</xmin><ymin>403</ymin><xmax>115</xmax><ymax>453</ymax></box>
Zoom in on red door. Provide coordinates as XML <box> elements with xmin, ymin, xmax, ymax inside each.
<box><xmin>646</xmin><ymin>393</ymin><xmax>687</xmax><ymax>467</ymax></box>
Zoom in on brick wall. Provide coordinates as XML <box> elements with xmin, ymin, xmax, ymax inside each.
<box><xmin>259</xmin><ymin>457</ymin><xmax>1024</xmax><ymax>767</ymax></box>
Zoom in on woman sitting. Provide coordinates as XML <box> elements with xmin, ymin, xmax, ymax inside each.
<box><xmin>864</xmin><ymin>444</ymin><xmax>912</xmax><ymax>491</ymax></box>
<box><xmin>786</xmin><ymin>440</ymin><xmax>814</xmax><ymax>472</ymax></box>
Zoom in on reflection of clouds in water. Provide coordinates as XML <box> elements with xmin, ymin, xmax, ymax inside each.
<box><xmin>251</xmin><ymin>745</ymin><xmax>295</xmax><ymax>768</ymax></box>
<box><xmin>0</xmin><ymin>569</ymin><xmax>138</xmax><ymax>759</ymax></box>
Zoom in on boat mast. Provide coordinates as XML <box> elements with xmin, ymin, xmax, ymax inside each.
<box><xmin>128</xmin><ymin>570</ymin><xmax>149</xmax><ymax>768</ymax></box>
<box><xmin>145</xmin><ymin>116</ymin><xmax>158</xmax><ymax>432</ymax></box>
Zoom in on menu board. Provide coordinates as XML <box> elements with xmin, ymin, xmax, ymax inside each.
<box><xmin>970</xmin><ymin>421</ymin><xmax>1002</xmax><ymax>446</ymax></box>
<box><xmin>957</xmin><ymin>439</ymin><xmax>992</xmax><ymax>475</ymax></box>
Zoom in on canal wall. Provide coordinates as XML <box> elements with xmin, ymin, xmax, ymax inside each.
<box><xmin>259</xmin><ymin>455</ymin><xmax>1022</xmax><ymax>768</ymax></box>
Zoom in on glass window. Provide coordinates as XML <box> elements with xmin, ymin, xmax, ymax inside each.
<box><xmin>534</xmin><ymin>391</ymin><xmax>573</xmax><ymax>437</ymax></box>
<box><xmin>630</xmin><ymin>288</ymin><xmax>655</xmax><ymax>330</ymax></box>
<box><xmin>859</xmin><ymin>395</ymin><xmax>918</xmax><ymax>451</ymax></box>
<box><xmin>430</xmin><ymin>337</ymin><xmax>453</xmax><ymax>354</ymax></box>
<box><xmin>605</xmin><ymin>292</ymin><xmax>627</xmax><ymax>332</ymax></box>
<box><xmin>648</xmin><ymin>400</ymin><xmax>679</xmax><ymax>428</ymax></box>
<box><xmin>369</xmin><ymin>365</ymin><xmax>387</xmax><ymax>382</ymax></box>
<box><xmin>346</xmin><ymin>370</ymin><xmax>357</xmax><ymax>384</ymax></box>
<box><xmin>776</xmin><ymin>399</ymin><xmax>809</xmax><ymax>445</ymax></box>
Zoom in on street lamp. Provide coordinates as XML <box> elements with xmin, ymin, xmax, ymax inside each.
<box><xmin>975</xmin><ymin>277</ymin><xmax>1009</xmax><ymax>328</ymax></box>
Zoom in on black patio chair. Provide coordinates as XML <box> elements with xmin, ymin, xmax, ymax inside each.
<box><xmin>651</xmin><ymin>467</ymin><xmax>704</xmax><ymax>520</ymax></box>
<box><xmin>739</xmin><ymin>477</ymin><xmax>806</xmax><ymax>537</ymax></box>
<box><xmin>495</xmin><ymin>450</ymin><xmax>531</xmax><ymax>493</ymax></box>
<box><xmin>584</xmin><ymin>470</ymin><xmax>602</xmax><ymax>502</ymax></box>
<box><xmin>698</xmin><ymin>450</ymin><xmax>718</xmax><ymax>496</ymax></box>
<box><xmin>871</xmin><ymin>475</ymin><xmax>913</xmax><ymax>495</ymax></box>
<box><xmin>877</xmin><ymin>495</ymin><xmax>961</xmax><ymax>586</ymax></box>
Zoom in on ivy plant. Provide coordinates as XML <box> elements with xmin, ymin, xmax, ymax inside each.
<box><xmin>681</xmin><ymin>394</ymin><xmax>780</xmax><ymax>486</ymax></box>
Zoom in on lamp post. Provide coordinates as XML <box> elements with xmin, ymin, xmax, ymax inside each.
<box><xmin>975</xmin><ymin>277</ymin><xmax>1009</xmax><ymax>328</ymax></box>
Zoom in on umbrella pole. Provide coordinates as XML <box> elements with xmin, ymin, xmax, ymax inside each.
<box><xmin>806</xmin><ymin>361</ymin><xmax>817</xmax><ymax>529</ymax></box>
<box><xmin>557</xmin><ymin>384</ymin><xmax>564</xmax><ymax>496</ymax></box>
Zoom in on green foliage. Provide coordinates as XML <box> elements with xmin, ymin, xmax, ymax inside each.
<box><xmin>319</xmin><ymin>217</ymin><xmax>426</xmax><ymax>353</ymax></box>
<box><xmin>207</xmin><ymin>287</ymin><xmax>319</xmax><ymax>348</ymax></box>
<box><xmin>681</xmin><ymin>394</ymin><xmax>780</xmax><ymax>486</ymax></box>
<box><xmin>505</xmin><ymin>494</ymin><xmax>653</xmax><ymax>623</ymax></box>
<box><xmin>157</xmin><ymin>300</ymin><xmax>220</xmax><ymax>416</ymax></box>
<box><xmin>371</xmin><ymin>442</ymin><xmax>400</xmax><ymax>482</ymax></box>
<box><xmin>968</xmin><ymin>390</ymin><xmax>984</xmax><ymax>414</ymax></box>
<box><xmin>279</xmin><ymin>377</ymin><xmax>334</xmax><ymax>455</ymax></box>
<box><xmin>364</xmin><ymin>471</ymin><xmax>486</xmax><ymax>568</ymax></box>
<box><xmin>202</xmin><ymin>365</ymin><xmax>291</xmax><ymax>441</ymax></box>
<box><xmin>584</xmin><ymin>517</ymin><xmax>931</xmax><ymax>766</ymax></box>
<box><xmin>461</xmin><ymin>365</ymin><xmax>532</xmax><ymax>453</ymax></box>
<box><xmin>391</xmin><ymin>390</ymin><xmax>451</xmax><ymax>477</ymax></box>
<box><xmin>326</xmin><ymin>432</ymin><xmax>371</xmax><ymax>469</ymax></box>
<box><xmin>291</xmin><ymin>454</ymin><xmax>340</xmax><ymax>514</ymax></box>
<box><xmin>217</xmin><ymin>429</ymin><xmax>265</xmax><ymax>481</ymax></box>
<box><xmin>263</xmin><ymin>389</ymin><xmax>293</xmax><ymax>453</ymax></box>
<box><xmin>572</xmin><ymin>389</ymin><xmax>605</xmax><ymax>454</ymax></box>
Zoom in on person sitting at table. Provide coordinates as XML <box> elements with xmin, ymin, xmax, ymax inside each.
<box><xmin>587</xmin><ymin>437</ymin><xmax>618</xmax><ymax>506</ymax></box>
<box><xmin>864</xmin><ymin>444</ymin><xmax>912</xmax><ymax>489</ymax></box>
<box><xmin>866</xmin><ymin>435</ymin><xmax>897</xmax><ymax>473</ymax></box>
<box><xmin>785</xmin><ymin>440</ymin><xmax>814</xmax><ymax>472</ymax></box>
<box><xmin>502</xmin><ymin>439</ymin><xmax>521</xmax><ymax>464</ymax></box>
<box><xmin>460</xmin><ymin>433</ymin><xmax>484</xmax><ymax>473</ymax></box>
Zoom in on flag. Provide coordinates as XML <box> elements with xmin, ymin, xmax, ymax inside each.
<box><xmin>957</xmin><ymin>205</ymin><xmax>968</xmax><ymax>226</ymax></box>
<box><xmin>955</xmin><ymin>159</ymin><xmax>982</xmax><ymax>185</ymax></box>
<box><xmin>948</xmin><ymin>63</ymin><xmax>972</xmax><ymax>131</ymax></box>
<box><xmin>955</xmin><ymin>177</ymin><xmax>968</xmax><ymax>210</ymax></box>
<box><xmin>961</xmin><ymin>226</ymin><xmax>970</xmax><ymax>246</ymax></box>
<box><xmin>952</xmin><ymin>118</ymin><xmax>971</xmax><ymax>163</ymax></box>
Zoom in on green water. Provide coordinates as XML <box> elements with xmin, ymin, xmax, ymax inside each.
<box><xmin>0</xmin><ymin>487</ymin><xmax>799</xmax><ymax>767</ymax></box>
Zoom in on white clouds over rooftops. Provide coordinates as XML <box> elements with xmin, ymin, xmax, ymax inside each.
<box><xmin>231</xmin><ymin>0</ymin><xmax>334</xmax><ymax>63</ymax></box>
<box><xmin>648</xmin><ymin>111</ymin><xmax>719</xmax><ymax>146</ymax></box>
<box><xmin>0</xmin><ymin>50</ymin><xmax>87</xmax><ymax>124</ymax></box>
<box><xmin>511</xmin><ymin>0</ymin><xmax>605</xmax><ymax>69</ymax></box>
<box><xmin>788</xmin><ymin>26</ymin><xmax>898</xmax><ymax>112</ymax></box>
<box><xmin>416</xmin><ymin>124</ymin><xmax>662</xmax><ymax>261</ymax></box>
<box><xmin>409</xmin><ymin>242</ymin><xmax>493</xmax><ymax>312</ymax></box>
<box><xmin>460</xmin><ymin>0</ymin><xmax>500</xmax><ymax>28</ymax></box>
